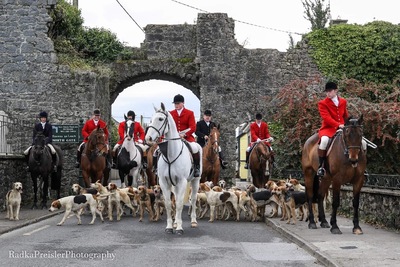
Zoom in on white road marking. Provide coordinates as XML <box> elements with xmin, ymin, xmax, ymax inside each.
<box><xmin>23</xmin><ymin>225</ymin><xmax>50</xmax><ymax>236</ymax></box>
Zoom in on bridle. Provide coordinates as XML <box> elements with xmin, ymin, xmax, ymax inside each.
<box><xmin>149</xmin><ymin>109</ymin><xmax>185</xmax><ymax>186</ymax></box>
<box><xmin>255</xmin><ymin>142</ymin><xmax>269</xmax><ymax>163</ymax></box>
<box><xmin>339</xmin><ymin>122</ymin><xmax>363</xmax><ymax>155</ymax></box>
<box><xmin>87</xmin><ymin>130</ymin><xmax>107</xmax><ymax>157</ymax></box>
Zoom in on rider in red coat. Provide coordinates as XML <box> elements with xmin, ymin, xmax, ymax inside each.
<box><xmin>317</xmin><ymin>82</ymin><xmax>348</xmax><ymax>176</ymax></box>
<box><xmin>75</xmin><ymin>109</ymin><xmax>110</xmax><ymax>168</ymax></box>
<box><xmin>112</xmin><ymin>110</ymin><xmax>147</xmax><ymax>169</ymax></box>
<box><xmin>169</xmin><ymin>94</ymin><xmax>201</xmax><ymax>177</ymax></box>
<box><xmin>244</xmin><ymin>113</ymin><xmax>274</xmax><ymax>169</ymax></box>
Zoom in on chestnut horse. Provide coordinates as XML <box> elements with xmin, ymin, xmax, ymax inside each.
<box><xmin>249</xmin><ymin>141</ymin><xmax>272</xmax><ymax>189</ymax></box>
<box><xmin>81</xmin><ymin>126</ymin><xmax>109</xmax><ymax>187</ymax></box>
<box><xmin>302</xmin><ymin>116</ymin><xmax>366</xmax><ymax>234</ymax></box>
<box><xmin>144</xmin><ymin>143</ymin><xmax>158</xmax><ymax>187</ymax></box>
<box><xmin>200</xmin><ymin>125</ymin><xmax>221</xmax><ymax>186</ymax></box>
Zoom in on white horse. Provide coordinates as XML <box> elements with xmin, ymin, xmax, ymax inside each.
<box><xmin>145</xmin><ymin>103</ymin><xmax>202</xmax><ymax>234</ymax></box>
<box><xmin>117</xmin><ymin>119</ymin><xmax>142</xmax><ymax>187</ymax></box>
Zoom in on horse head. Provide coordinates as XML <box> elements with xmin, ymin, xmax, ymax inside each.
<box><xmin>145</xmin><ymin>102</ymin><xmax>169</xmax><ymax>145</ymax></box>
<box><xmin>209</xmin><ymin>125</ymin><xmax>221</xmax><ymax>154</ymax></box>
<box><xmin>343</xmin><ymin>115</ymin><xmax>364</xmax><ymax>166</ymax></box>
<box><xmin>87</xmin><ymin>126</ymin><xmax>106</xmax><ymax>152</ymax></box>
<box><xmin>256</xmin><ymin>142</ymin><xmax>271</xmax><ymax>162</ymax></box>
<box><xmin>124</xmin><ymin>119</ymin><xmax>134</xmax><ymax>141</ymax></box>
<box><xmin>32</xmin><ymin>133</ymin><xmax>46</xmax><ymax>161</ymax></box>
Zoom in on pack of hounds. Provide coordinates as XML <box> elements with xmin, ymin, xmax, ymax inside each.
<box><xmin>4</xmin><ymin>178</ymin><xmax>332</xmax><ymax>226</ymax></box>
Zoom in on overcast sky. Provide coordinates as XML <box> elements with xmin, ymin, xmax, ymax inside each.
<box><xmin>77</xmin><ymin>0</ymin><xmax>399</xmax><ymax>122</ymax></box>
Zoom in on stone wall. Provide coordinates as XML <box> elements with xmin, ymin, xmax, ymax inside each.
<box><xmin>0</xmin><ymin>0</ymin><xmax>112</xmax><ymax>201</ymax></box>
<box><xmin>339</xmin><ymin>186</ymin><xmax>400</xmax><ymax>229</ymax></box>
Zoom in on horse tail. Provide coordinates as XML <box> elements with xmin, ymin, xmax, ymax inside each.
<box><xmin>312</xmin><ymin>174</ymin><xmax>319</xmax><ymax>203</ymax></box>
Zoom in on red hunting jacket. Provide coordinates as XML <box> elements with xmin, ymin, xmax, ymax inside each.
<box><xmin>170</xmin><ymin>108</ymin><xmax>196</xmax><ymax>142</ymax></box>
<box><xmin>249</xmin><ymin>121</ymin><xmax>271</xmax><ymax>146</ymax></box>
<box><xmin>117</xmin><ymin>121</ymin><xmax>145</xmax><ymax>145</ymax></box>
<box><xmin>318</xmin><ymin>96</ymin><xmax>349</xmax><ymax>138</ymax></box>
<box><xmin>82</xmin><ymin>119</ymin><xmax>109</xmax><ymax>143</ymax></box>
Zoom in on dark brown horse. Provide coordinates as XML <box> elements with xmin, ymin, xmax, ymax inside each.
<box><xmin>302</xmin><ymin>116</ymin><xmax>366</xmax><ymax>234</ymax></box>
<box><xmin>200</xmin><ymin>125</ymin><xmax>221</xmax><ymax>186</ymax></box>
<box><xmin>81</xmin><ymin>126</ymin><xmax>109</xmax><ymax>187</ymax></box>
<box><xmin>28</xmin><ymin>132</ymin><xmax>63</xmax><ymax>209</ymax></box>
<box><xmin>249</xmin><ymin>141</ymin><xmax>272</xmax><ymax>189</ymax></box>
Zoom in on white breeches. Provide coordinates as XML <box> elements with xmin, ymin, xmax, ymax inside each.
<box><xmin>319</xmin><ymin>136</ymin><xmax>367</xmax><ymax>151</ymax></box>
<box><xmin>24</xmin><ymin>144</ymin><xmax>55</xmax><ymax>155</ymax></box>
<box><xmin>188</xmin><ymin>142</ymin><xmax>200</xmax><ymax>154</ymax></box>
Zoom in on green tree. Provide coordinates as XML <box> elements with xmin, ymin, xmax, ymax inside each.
<box><xmin>302</xmin><ymin>0</ymin><xmax>330</xmax><ymax>30</ymax></box>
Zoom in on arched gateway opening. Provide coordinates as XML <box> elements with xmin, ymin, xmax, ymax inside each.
<box><xmin>112</xmin><ymin>80</ymin><xmax>200</xmax><ymax>124</ymax></box>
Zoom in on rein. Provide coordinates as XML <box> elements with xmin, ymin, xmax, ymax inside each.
<box><xmin>147</xmin><ymin>110</ymin><xmax>169</xmax><ymax>138</ymax></box>
<box><xmin>152</xmin><ymin>109</ymin><xmax>186</xmax><ymax>186</ymax></box>
<box><xmin>336</xmin><ymin>125</ymin><xmax>363</xmax><ymax>155</ymax></box>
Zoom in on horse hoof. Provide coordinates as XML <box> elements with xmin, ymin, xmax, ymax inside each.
<box><xmin>176</xmin><ymin>229</ymin><xmax>184</xmax><ymax>235</ymax></box>
<box><xmin>320</xmin><ymin>221</ymin><xmax>330</xmax><ymax>228</ymax></box>
<box><xmin>191</xmin><ymin>222</ymin><xmax>198</xmax><ymax>228</ymax></box>
<box><xmin>331</xmin><ymin>227</ymin><xmax>342</xmax><ymax>234</ymax></box>
<box><xmin>173</xmin><ymin>223</ymin><xmax>177</xmax><ymax>229</ymax></box>
<box><xmin>353</xmin><ymin>228</ymin><xmax>363</xmax><ymax>235</ymax></box>
<box><xmin>165</xmin><ymin>228</ymin><xmax>174</xmax><ymax>234</ymax></box>
<box><xmin>308</xmin><ymin>223</ymin><xmax>317</xmax><ymax>229</ymax></box>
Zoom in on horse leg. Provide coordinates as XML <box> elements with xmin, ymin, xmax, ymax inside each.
<box><xmin>352</xmin><ymin>190</ymin><xmax>363</xmax><ymax>234</ymax></box>
<box><xmin>41</xmin><ymin>175</ymin><xmax>49</xmax><ymax>209</ymax></box>
<box><xmin>82</xmin><ymin>170</ymin><xmax>91</xmax><ymax>188</ymax></box>
<box><xmin>119</xmin><ymin>170</ymin><xmax>126</xmax><ymax>187</ymax></box>
<box><xmin>31</xmin><ymin>174</ymin><xmax>38</xmax><ymax>209</ymax></box>
<box><xmin>317</xmin><ymin>178</ymin><xmax>330</xmax><ymax>228</ymax></box>
<box><xmin>330</xmin><ymin>185</ymin><xmax>342</xmax><ymax>234</ymax></box>
<box><xmin>190</xmin><ymin>178</ymin><xmax>200</xmax><ymax>228</ymax></box>
<box><xmin>173</xmin><ymin>183</ymin><xmax>186</xmax><ymax>235</ymax></box>
<box><xmin>305</xmin><ymin>170</ymin><xmax>318</xmax><ymax>229</ymax></box>
<box><xmin>163</xmin><ymin>188</ymin><xmax>174</xmax><ymax>234</ymax></box>
<box><xmin>127</xmin><ymin>175</ymin><xmax>133</xmax><ymax>187</ymax></box>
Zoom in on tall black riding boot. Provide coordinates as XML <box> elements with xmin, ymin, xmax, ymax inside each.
<box><xmin>192</xmin><ymin>152</ymin><xmax>201</xmax><ymax>177</ymax></box>
<box><xmin>75</xmin><ymin>149</ymin><xmax>81</xmax><ymax>168</ymax></box>
<box><xmin>153</xmin><ymin>156</ymin><xmax>158</xmax><ymax>172</ymax></box>
<box><xmin>142</xmin><ymin>156</ymin><xmax>148</xmax><ymax>169</ymax></box>
<box><xmin>317</xmin><ymin>149</ymin><xmax>327</xmax><ymax>177</ymax></box>
<box><xmin>244</xmin><ymin>151</ymin><xmax>250</xmax><ymax>169</ymax></box>
<box><xmin>219</xmin><ymin>152</ymin><xmax>228</xmax><ymax>169</ymax></box>
<box><xmin>51</xmin><ymin>153</ymin><xmax>57</xmax><ymax>172</ymax></box>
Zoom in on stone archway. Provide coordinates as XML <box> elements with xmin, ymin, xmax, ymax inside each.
<box><xmin>110</xmin><ymin>60</ymin><xmax>200</xmax><ymax>104</ymax></box>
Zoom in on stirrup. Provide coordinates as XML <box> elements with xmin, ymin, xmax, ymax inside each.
<box><xmin>317</xmin><ymin>167</ymin><xmax>325</xmax><ymax>177</ymax></box>
<box><xmin>142</xmin><ymin>162</ymin><xmax>148</xmax><ymax>169</ymax></box>
<box><xmin>244</xmin><ymin>163</ymin><xmax>249</xmax><ymax>169</ymax></box>
<box><xmin>75</xmin><ymin>162</ymin><xmax>80</xmax><ymax>168</ymax></box>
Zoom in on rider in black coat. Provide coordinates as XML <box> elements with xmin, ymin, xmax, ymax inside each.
<box><xmin>195</xmin><ymin>110</ymin><xmax>228</xmax><ymax>169</ymax></box>
<box><xmin>24</xmin><ymin>111</ymin><xmax>57</xmax><ymax>172</ymax></box>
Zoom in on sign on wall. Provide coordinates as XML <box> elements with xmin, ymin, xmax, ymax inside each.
<box><xmin>52</xmin><ymin>124</ymin><xmax>80</xmax><ymax>143</ymax></box>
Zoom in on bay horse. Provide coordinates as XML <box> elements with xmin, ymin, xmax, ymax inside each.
<box><xmin>200</xmin><ymin>125</ymin><xmax>221</xmax><ymax>186</ymax></box>
<box><xmin>81</xmin><ymin>126</ymin><xmax>109</xmax><ymax>187</ymax></box>
<box><xmin>117</xmin><ymin>119</ymin><xmax>142</xmax><ymax>187</ymax></box>
<box><xmin>28</xmin><ymin>132</ymin><xmax>63</xmax><ymax>209</ymax></box>
<box><xmin>302</xmin><ymin>116</ymin><xmax>366</xmax><ymax>234</ymax></box>
<box><xmin>145</xmin><ymin>103</ymin><xmax>202</xmax><ymax>234</ymax></box>
<box><xmin>249</xmin><ymin>141</ymin><xmax>272</xmax><ymax>189</ymax></box>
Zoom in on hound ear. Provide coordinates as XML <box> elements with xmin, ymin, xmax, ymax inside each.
<box><xmin>161</xmin><ymin>102</ymin><xmax>165</xmax><ymax>111</ymax></box>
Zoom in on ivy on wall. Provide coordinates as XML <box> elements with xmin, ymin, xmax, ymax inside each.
<box><xmin>305</xmin><ymin>21</ymin><xmax>400</xmax><ymax>85</ymax></box>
